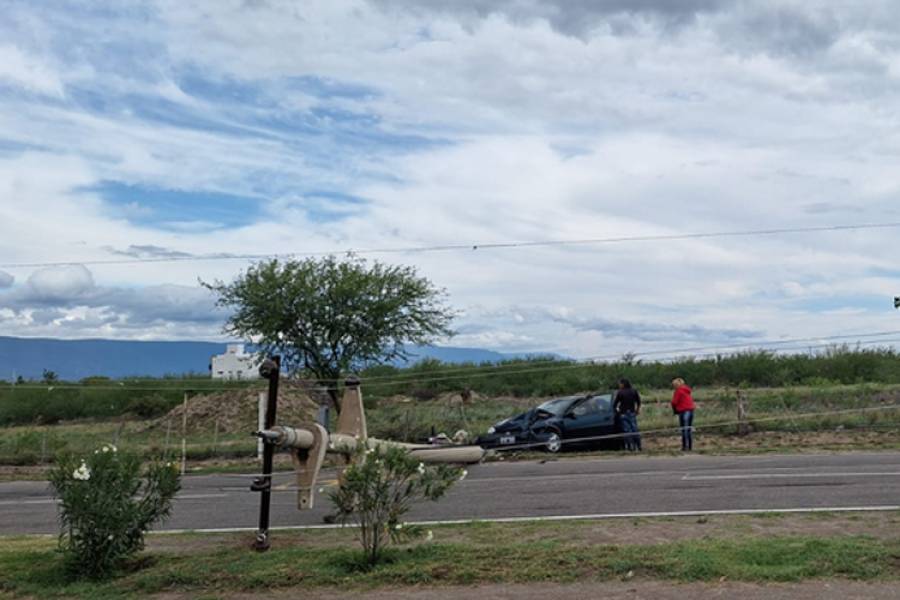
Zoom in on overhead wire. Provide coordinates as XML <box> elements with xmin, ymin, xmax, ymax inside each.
<box><xmin>310</xmin><ymin>328</ymin><xmax>900</xmax><ymax>384</ymax></box>
<box><xmin>10</xmin><ymin>330</ymin><xmax>900</xmax><ymax>392</ymax></box>
<box><xmin>429</xmin><ymin>402</ymin><xmax>900</xmax><ymax>454</ymax></box>
<box><xmin>2</xmin><ymin>221</ymin><xmax>899</xmax><ymax>269</ymax></box>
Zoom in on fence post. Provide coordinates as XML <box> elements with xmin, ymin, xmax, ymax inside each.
<box><xmin>213</xmin><ymin>418</ymin><xmax>219</xmax><ymax>457</ymax></box>
<box><xmin>180</xmin><ymin>392</ymin><xmax>188</xmax><ymax>475</ymax></box>
<box><xmin>737</xmin><ymin>389</ymin><xmax>750</xmax><ymax>436</ymax></box>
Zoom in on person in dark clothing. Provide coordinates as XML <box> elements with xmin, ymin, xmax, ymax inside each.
<box><xmin>671</xmin><ymin>377</ymin><xmax>696</xmax><ymax>451</ymax></box>
<box><xmin>613</xmin><ymin>378</ymin><xmax>642</xmax><ymax>451</ymax></box>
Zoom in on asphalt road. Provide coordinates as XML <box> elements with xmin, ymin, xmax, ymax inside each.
<box><xmin>4</xmin><ymin>452</ymin><xmax>900</xmax><ymax>535</ymax></box>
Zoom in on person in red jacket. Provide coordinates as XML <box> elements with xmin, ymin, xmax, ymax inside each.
<box><xmin>671</xmin><ymin>377</ymin><xmax>696</xmax><ymax>451</ymax></box>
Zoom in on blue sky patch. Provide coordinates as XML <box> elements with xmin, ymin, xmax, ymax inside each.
<box><xmin>87</xmin><ymin>181</ymin><xmax>264</xmax><ymax>231</ymax></box>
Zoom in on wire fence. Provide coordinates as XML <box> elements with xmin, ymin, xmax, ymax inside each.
<box><xmin>3</xmin><ymin>380</ymin><xmax>900</xmax><ymax>471</ymax></box>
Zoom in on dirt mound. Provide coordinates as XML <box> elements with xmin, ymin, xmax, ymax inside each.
<box><xmin>146</xmin><ymin>387</ymin><xmax>319</xmax><ymax>434</ymax></box>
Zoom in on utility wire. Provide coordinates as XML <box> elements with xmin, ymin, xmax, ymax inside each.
<box><xmin>315</xmin><ymin>328</ymin><xmax>900</xmax><ymax>384</ymax></box>
<box><xmin>2</xmin><ymin>221</ymin><xmax>898</xmax><ymax>269</ymax></box>
<box><xmin>335</xmin><ymin>336</ymin><xmax>900</xmax><ymax>391</ymax></box>
<box><xmin>441</xmin><ymin>402</ymin><xmax>900</xmax><ymax>454</ymax></box>
<box><xmin>11</xmin><ymin>332</ymin><xmax>900</xmax><ymax>392</ymax></box>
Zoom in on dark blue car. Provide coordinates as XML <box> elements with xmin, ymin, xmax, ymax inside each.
<box><xmin>475</xmin><ymin>393</ymin><xmax>619</xmax><ymax>453</ymax></box>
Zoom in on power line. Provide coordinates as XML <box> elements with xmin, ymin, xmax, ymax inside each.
<box><xmin>338</xmin><ymin>336</ymin><xmax>900</xmax><ymax>391</ymax></box>
<box><xmin>462</xmin><ymin>402</ymin><xmax>900</xmax><ymax>454</ymax></box>
<box><xmin>2</xmin><ymin>221</ymin><xmax>898</xmax><ymax>270</ymax></box>
<box><xmin>14</xmin><ymin>332</ymin><xmax>897</xmax><ymax>392</ymax></box>
<box><xmin>336</xmin><ymin>328</ymin><xmax>900</xmax><ymax>384</ymax></box>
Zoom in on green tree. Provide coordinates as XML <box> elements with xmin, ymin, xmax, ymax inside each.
<box><xmin>204</xmin><ymin>256</ymin><xmax>454</xmax><ymax>412</ymax></box>
<box><xmin>42</xmin><ymin>369</ymin><xmax>58</xmax><ymax>384</ymax></box>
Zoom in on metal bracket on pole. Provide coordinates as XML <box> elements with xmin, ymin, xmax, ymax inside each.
<box><xmin>290</xmin><ymin>422</ymin><xmax>328</xmax><ymax>510</ymax></box>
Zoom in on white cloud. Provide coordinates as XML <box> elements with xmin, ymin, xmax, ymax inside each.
<box><xmin>0</xmin><ymin>45</ymin><xmax>64</xmax><ymax>96</ymax></box>
<box><xmin>0</xmin><ymin>1</ymin><xmax>897</xmax><ymax>354</ymax></box>
<box><xmin>26</xmin><ymin>265</ymin><xmax>94</xmax><ymax>300</ymax></box>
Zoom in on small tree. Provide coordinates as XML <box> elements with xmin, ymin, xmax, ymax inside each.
<box><xmin>42</xmin><ymin>369</ymin><xmax>58</xmax><ymax>384</ymax></box>
<box><xmin>49</xmin><ymin>445</ymin><xmax>181</xmax><ymax>580</ymax></box>
<box><xmin>329</xmin><ymin>444</ymin><xmax>463</xmax><ymax>567</ymax></box>
<box><xmin>204</xmin><ymin>256</ymin><xmax>455</xmax><ymax>412</ymax></box>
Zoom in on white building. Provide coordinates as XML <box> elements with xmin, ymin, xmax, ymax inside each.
<box><xmin>211</xmin><ymin>344</ymin><xmax>260</xmax><ymax>380</ymax></box>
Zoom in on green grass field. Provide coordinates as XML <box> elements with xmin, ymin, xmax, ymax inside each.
<box><xmin>2</xmin><ymin>513</ymin><xmax>900</xmax><ymax>597</ymax></box>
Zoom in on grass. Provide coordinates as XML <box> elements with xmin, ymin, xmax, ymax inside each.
<box><xmin>2</xmin><ymin>517</ymin><xmax>899</xmax><ymax>598</ymax></box>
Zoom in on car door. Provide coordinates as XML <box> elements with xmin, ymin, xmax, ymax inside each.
<box><xmin>591</xmin><ymin>394</ymin><xmax>617</xmax><ymax>436</ymax></box>
<box><xmin>563</xmin><ymin>396</ymin><xmax>614</xmax><ymax>441</ymax></box>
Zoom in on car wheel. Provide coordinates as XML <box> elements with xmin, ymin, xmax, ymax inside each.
<box><xmin>543</xmin><ymin>431</ymin><xmax>562</xmax><ymax>453</ymax></box>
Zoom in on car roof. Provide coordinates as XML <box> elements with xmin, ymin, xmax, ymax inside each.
<box><xmin>543</xmin><ymin>394</ymin><xmax>589</xmax><ymax>405</ymax></box>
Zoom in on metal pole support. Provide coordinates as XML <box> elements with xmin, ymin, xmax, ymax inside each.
<box><xmin>253</xmin><ymin>356</ymin><xmax>280</xmax><ymax>552</ymax></box>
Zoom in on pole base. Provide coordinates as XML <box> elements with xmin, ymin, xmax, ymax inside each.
<box><xmin>253</xmin><ymin>531</ymin><xmax>270</xmax><ymax>552</ymax></box>
<box><xmin>250</xmin><ymin>477</ymin><xmax>272</xmax><ymax>492</ymax></box>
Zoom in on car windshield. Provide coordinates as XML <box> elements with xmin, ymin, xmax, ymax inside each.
<box><xmin>536</xmin><ymin>397</ymin><xmax>576</xmax><ymax>416</ymax></box>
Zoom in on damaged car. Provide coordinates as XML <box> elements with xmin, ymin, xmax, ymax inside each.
<box><xmin>475</xmin><ymin>393</ymin><xmax>619</xmax><ymax>453</ymax></box>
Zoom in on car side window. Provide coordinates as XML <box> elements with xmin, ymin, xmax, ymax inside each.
<box><xmin>572</xmin><ymin>398</ymin><xmax>604</xmax><ymax>417</ymax></box>
<box><xmin>595</xmin><ymin>396</ymin><xmax>611</xmax><ymax>413</ymax></box>
<box><xmin>571</xmin><ymin>400</ymin><xmax>591</xmax><ymax>417</ymax></box>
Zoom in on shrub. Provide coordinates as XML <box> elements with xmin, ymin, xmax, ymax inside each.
<box><xmin>329</xmin><ymin>444</ymin><xmax>463</xmax><ymax>567</ymax></box>
<box><xmin>127</xmin><ymin>394</ymin><xmax>176</xmax><ymax>418</ymax></box>
<box><xmin>48</xmin><ymin>445</ymin><xmax>181</xmax><ymax>580</ymax></box>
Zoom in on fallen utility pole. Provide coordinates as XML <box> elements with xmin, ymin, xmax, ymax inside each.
<box><xmin>250</xmin><ymin>368</ymin><xmax>484</xmax><ymax>550</ymax></box>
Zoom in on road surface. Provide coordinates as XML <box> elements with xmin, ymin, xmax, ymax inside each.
<box><xmin>4</xmin><ymin>452</ymin><xmax>900</xmax><ymax>535</ymax></box>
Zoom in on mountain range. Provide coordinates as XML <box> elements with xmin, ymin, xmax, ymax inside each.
<box><xmin>0</xmin><ymin>336</ymin><xmax>553</xmax><ymax>381</ymax></box>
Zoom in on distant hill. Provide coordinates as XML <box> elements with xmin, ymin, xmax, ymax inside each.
<box><xmin>0</xmin><ymin>336</ymin><xmax>557</xmax><ymax>381</ymax></box>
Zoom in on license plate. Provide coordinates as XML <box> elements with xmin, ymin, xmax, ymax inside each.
<box><xmin>499</xmin><ymin>435</ymin><xmax>516</xmax><ymax>445</ymax></box>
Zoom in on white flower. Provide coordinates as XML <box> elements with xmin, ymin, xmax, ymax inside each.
<box><xmin>417</xmin><ymin>462</ymin><xmax>426</xmax><ymax>475</ymax></box>
<box><xmin>425</xmin><ymin>530</ymin><xmax>434</xmax><ymax>542</ymax></box>
<box><xmin>318</xmin><ymin>487</ymin><xmax>324</xmax><ymax>493</ymax></box>
<box><xmin>394</xmin><ymin>523</ymin><xmax>403</xmax><ymax>530</ymax></box>
<box><xmin>365</xmin><ymin>448</ymin><xmax>375</xmax><ymax>455</ymax></box>
<box><xmin>107</xmin><ymin>534</ymin><xmax>114</xmax><ymax>541</ymax></box>
<box><xmin>72</xmin><ymin>462</ymin><xmax>91</xmax><ymax>481</ymax></box>
<box><xmin>459</xmin><ymin>469</ymin><xmax>468</xmax><ymax>481</ymax></box>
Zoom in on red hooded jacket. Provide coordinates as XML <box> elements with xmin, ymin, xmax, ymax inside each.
<box><xmin>671</xmin><ymin>385</ymin><xmax>696</xmax><ymax>414</ymax></box>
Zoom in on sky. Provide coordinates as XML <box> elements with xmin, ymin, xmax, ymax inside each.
<box><xmin>0</xmin><ymin>0</ymin><xmax>899</xmax><ymax>359</ymax></box>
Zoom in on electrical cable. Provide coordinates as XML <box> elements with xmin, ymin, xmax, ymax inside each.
<box><xmin>7</xmin><ymin>333</ymin><xmax>900</xmax><ymax>392</ymax></box>
<box><xmin>2</xmin><ymin>221</ymin><xmax>898</xmax><ymax>269</ymax></box>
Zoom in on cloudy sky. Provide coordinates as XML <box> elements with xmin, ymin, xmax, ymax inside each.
<box><xmin>0</xmin><ymin>0</ymin><xmax>899</xmax><ymax>358</ymax></box>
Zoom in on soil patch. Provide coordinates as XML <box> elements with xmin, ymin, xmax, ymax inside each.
<box><xmin>144</xmin><ymin>386</ymin><xmax>319</xmax><ymax>434</ymax></box>
<box><xmin>163</xmin><ymin>581</ymin><xmax>900</xmax><ymax>599</ymax></box>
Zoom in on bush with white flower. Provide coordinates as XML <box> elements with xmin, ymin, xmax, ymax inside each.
<box><xmin>48</xmin><ymin>445</ymin><xmax>181</xmax><ymax>580</ymax></box>
<box><xmin>328</xmin><ymin>444</ymin><xmax>463</xmax><ymax>567</ymax></box>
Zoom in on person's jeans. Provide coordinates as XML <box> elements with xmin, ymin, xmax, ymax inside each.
<box><xmin>678</xmin><ymin>410</ymin><xmax>694</xmax><ymax>451</ymax></box>
<box><xmin>619</xmin><ymin>411</ymin><xmax>641</xmax><ymax>451</ymax></box>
